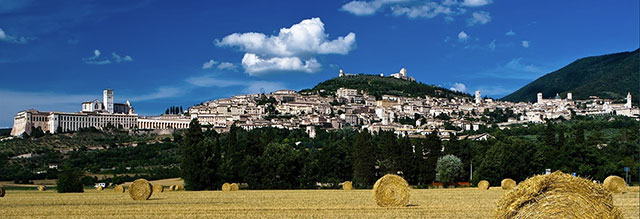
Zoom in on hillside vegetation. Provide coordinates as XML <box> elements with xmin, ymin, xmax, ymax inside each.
<box><xmin>502</xmin><ymin>49</ymin><xmax>639</xmax><ymax>102</ymax></box>
<box><xmin>303</xmin><ymin>75</ymin><xmax>469</xmax><ymax>99</ymax></box>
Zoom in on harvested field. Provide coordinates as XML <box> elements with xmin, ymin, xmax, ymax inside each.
<box><xmin>0</xmin><ymin>187</ymin><xmax>637</xmax><ymax>218</ymax></box>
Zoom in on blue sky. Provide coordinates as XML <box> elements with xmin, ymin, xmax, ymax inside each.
<box><xmin>0</xmin><ymin>0</ymin><xmax>638</xmax><ymax>127</ymax></box>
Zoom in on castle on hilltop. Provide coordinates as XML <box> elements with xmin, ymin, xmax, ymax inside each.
<box><xmin>339</xmin><ymin>68</ymin><xmax>415</xmax><ymax>82</ymax></box>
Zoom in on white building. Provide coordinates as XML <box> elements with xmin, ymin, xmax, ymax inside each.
<box><xmin>475</xmin><ymin>90</ymin><xmax>482</xmax><ymax>104</ymax></box>
<box><xmin>390</xmin><ymin>68</ymin><xmax>416</xmax><ymax>82</ymax></box>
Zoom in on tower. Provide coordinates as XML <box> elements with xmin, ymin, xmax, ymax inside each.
<box><xmin>537</xmin><ymin>93</ymin><xmax>543</xmax><ymax>104</ymax></box>
<box><xmin>475</xmin><ymin>90</ymin><xmax>482</xmax><ymax>104</ymax></box>
<box><xmin>400</xmin><ymin>68</ymin><xmax>407</xmax><ymax>77</ymax></box>
<box><xmin>567</xmin><ymin>93</ymin><xmax>573</xmax><ymax>100</ymax></box>
<box><xmin>626</xmin><ymin>92</ymin><xmax>632</xmax><ymax>108</ymax></box>
<box><xmin>103</xmin><ymin>89</ymin><xmax>114</xmax><ymax>113</ymax></box>
<box><xmin>339</xmin><ymin>69</ymin><xmax>344</xmax><ymax>77</ymax></box>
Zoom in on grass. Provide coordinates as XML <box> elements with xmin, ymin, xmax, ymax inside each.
<box><xmin>0</xmin><ymin>187</ymin><xmax>637</xmax><ymax>218</ymax></box>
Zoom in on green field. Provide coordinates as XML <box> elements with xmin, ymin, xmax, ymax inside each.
<box><xmin>1</xmin><ymin>187</ymin><xmax>638</xmax><ymax>218</ymax></box>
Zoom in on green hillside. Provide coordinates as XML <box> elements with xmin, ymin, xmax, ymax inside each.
<box><xmin>302</xmin><ymin>74</ymin><xmax>469</xmax><ymax>99</ymax></box>
<box><xmin>502</xmin><ymin>49</ymin><xmax>639</xmax><ymax>102</ymax></box>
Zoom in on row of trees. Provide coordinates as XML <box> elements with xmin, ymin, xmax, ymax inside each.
<box><xmin>165</xmin><ymin>106</ymin><xmax>184</xmax><ymax>115</ymax></box>
<box><xmin>181</xmin><ymin>115</ymin><xmax>639</xmax><ymax>190</ymax></box>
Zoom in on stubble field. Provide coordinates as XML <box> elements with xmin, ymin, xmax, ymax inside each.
<box><xmin>0</xmin><ymin>187</ymin><xmax>638</xmax><ymax>218</ymax></box>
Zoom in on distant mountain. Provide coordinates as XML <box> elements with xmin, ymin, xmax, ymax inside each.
<box><xmin>502</xmin><ymin>49</ymin><xmax>639</xmax><ymax>102</ymax></box>
<box><xmin>302</xmin><ymin>74</ymin><xmax>469</xmax><ymax>99</ymax></box>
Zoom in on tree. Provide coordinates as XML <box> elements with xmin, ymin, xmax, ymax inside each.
<box><xmin>435</xmin><ymin>155</ymin><xmax>463</xmax><ymax>186</ymax></box>
<box><xmin>56</xmin><ymin>163</ymin><xmax>84</xmax><ymax>193</ymax></box>
<box><xmin>180</xmin><ymin>118</ymin><xmax>218</xmax><ymax>190</ymax></box>
<box><xmin>352</xmin><ymin>130</ymin><xmax>376</xmax><ymax>188</ymax></box>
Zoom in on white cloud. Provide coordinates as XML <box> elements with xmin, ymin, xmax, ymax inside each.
<box><xmin>458</xmin><ymin>31</ymin><xmax>469</xmax><ymax>42</ymax></box>
<box><xmin>215</xmin><ymin>18</ymin><xmax>356</xmax><ymax>57</ymax></box>
<box><xmin>505</xmin><ymin>29</ymin><xmax>516</xmax><ymax>36</ymax></box>
<box><xmin>217</xmin><ymin>62</ymin><xmax>237</xmax><ymax>71</ymax></box>
<box><xmin>0</xmin><ymin>27</ymin><xmax>32</xmax><ymax>44</ymax></box>
<box><xmin>340</xmin><ymin>0</ymin><xmax>410</xmax><ymax>16</ymax></box>
<box><xmin>112</xmin><ymin>52</ymin><xmax>133</xmax><ymax>62</ymax></box>
<box><xmin>449</xmin><ymin>83</ymin><xmax>467</xmax><ymax>93</ymax></box>
<box><xmin>391</xmin><ymin>2</ymin><xmax>458</xmax><ymax>19</ymax></box>
<box><xmin>488</xmin><ymin>39</ymin><xmax>496</xmax><ymax>50</ymax></box>
<box><xmin>83</xmin><ymin>49</ymin><xmax>132</xmax><ymax>65</ymax></box>
<box><xmin>241</xmin><ymin>53</ymin><xmax>321</xmax><ymax>75</ymax></box>
<box><xmin>216</xmin><ymin>18</ymin><xmax>353</xmax><ymax>75</ymax></box>
<box><xmin>202</xmin><ymin>59</ymin><xmax>218</xmax><ymax>69</ymax></box>
<box><xmin>522</xmin><ymin>40</ymin><xmax>530</xmax><ymax>48</ymax></box>
<box><xmin>467</xmin><ymin>11</ymin><xmax>491</xmax><ymax>26</ymax></box>
<box><xmin>340</xmin><ymin>0</ymin><xmax>488</xmax><ymax>19</ymax></box>
<box><xmin>461</xmin><ymin>0</ymin><xmax>492</xmax><ymax>7</ymax></box>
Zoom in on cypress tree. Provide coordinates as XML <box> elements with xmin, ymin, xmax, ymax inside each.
<box><xmin>352</xmin><ymin>129</ymin><xmax>376</xmax><ymax>188</ymax></box>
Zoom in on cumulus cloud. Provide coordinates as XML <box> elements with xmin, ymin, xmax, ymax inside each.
<box><xmin>341</xmin><ymin>0</ymin><xmax>490</xmax><ymax>19</ymax></box>
<box><xmin>83</xmin><ymin>49</ymin><xmax>132</xmax><ymax>65</ymax></box>
<box><xmin>505</xmin><ymin>29</ymin><xmax>516</xmax><ymax>36</ymax></box>
<box><xmin>461</xmin><ymin>0</ymin><xmax>492</xmax><ymax>7</ymax></box>
<box><xmin>202</xmin><ymin>59</ymin><xmax>218</xmax><ymax>69</ymax></box>
<box><xmin>458</xmin><ymin>31</ymin><xmax>469</xmax><ymax>42</ymax></box>
<box><xmin>242</xmin><ymin>53</ymin><xmax>321</xmax><ymax>75</ymax></box>
<box><xmin>522</xmin><ymin>40</ymin><xmax>530</xmax><ymax>48</ymax></box>
<box><xmin>215</xmin><ymin>18</ymin><xmax>355</xmax><ymax>57</ymax></box>
<box><xmin>215</xmin><ymin>18</ymin><xmax>354</xmax><ymax>75</ymax></box>
<box><xmin>449</xmin><ymin>83</ymin><xmax>467</xmax><ymax>93</ymax></box>
<box><xmin>0</xmin><ymin>27</ymin><xmax>33</xmax><ymax>44</ymax></box>
<box><xmin>467</xmin><ymin>11</ymin><xmax>491</xmax><ymax>26</ymax></box>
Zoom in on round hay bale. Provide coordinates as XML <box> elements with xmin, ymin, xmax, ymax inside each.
<box><xmin>343</xmin><ymin>181</ymin><xmax>353</xmax><ymax>190</ymax></box>
<box><xmin>372</xmin><ymin>174</ymin><xmax>410</xmax><ymax>207</ymax></box>
<box><xmin>603</xmin><ymin>175</ymin><xmax>626</xmax><ymax>194</ymax></box>
<box><xmin>501</xmin><ymin>178</ymin><xmax>516</xmax><ymax>190</ymax></box>
<box><xmin>96</xmin><ymin>186</ymin><xmax>104</xmax><ymax>191</ymax></box>
<box><xmin>0</xmin><ymin>187</ymin><xmax>5</xmax><ymax>197</ymax></box>
<box><xmin>495</xmin><ymin>171</ymin><xmax>622</xmax><ymax>218</ymax></box>
<box><xmin>37</xmin><ymin>185</ymin><xmax>47</xmax><ymax>191</ymax></box>
<box><xmin>152</xmin><ymin>184</ymin><xmax>164</xmax><ymax>193</ymax></box>
<box><xmin>168</xmin><ymin>185</ymin><xmax>176</xmax><ymax>191</ymax></box>
<box><xmin>230</xmin><ymin>183</ymin><xmax>239</xmax><ymax>191</ymax></box>
<box><xmin>177</xmin><ymin>184</ymin><xmax>185</xmax><ymax>191</ymax></box>
<box><xmin>114</xmin><ymin>185</ymin><xmax>125</xmax><ymax>193</ymax></box>
<box><xmin>222</xmin><ymin>183</ymin><xmax>231</xmax><ymax>191</ymax></box>
<box><xmin>477</xmin><ymin>180</ymin><xmax>489</xmax><ymax>190</ymax></box>
<box><xmin>128</xmin><ymin>179</ymin><xmax>153</xmax><ymax>201</ymax></box>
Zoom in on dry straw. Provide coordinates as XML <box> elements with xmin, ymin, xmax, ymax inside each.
<box><xmin>153</xmin><ymin>184</ymin><xmax>164</xmax><ymax>193</ymax></box>
<box><xmin>114</xmin><ymin>185</ymin><xmax>125</xmax><ymax>193</ymax></box>
<box><xmin>343</xmin><ymin>181</ymin><xmax>353</xmax><ymax>190</ymax></box>
<box><xmin>177</xmin><ymin>185</ymin><xmax>185</xmax><ymax>191</ymax></box>
<box><xmin>37</xmin><ymin>185</ymin><xmax>46</xmax><ymax>191</ymax></box>
<box><xmin>477</xmin><ymin>180</ymin><xmax>489</xmax><ymax>190</ymax></box>
<box><xmin>169</xmin><ymin>185</ymin><xmax>176</xmax><ymax>191</ymax></box>
<box><xmin>501</xmin><ymin>178</ymin><xmax>516</xmax><ymax>190</ymax></box>
<box><xmin>230</xmin><ymin>183</ymin><xmax>239</xmax><ymax>191</ymax></box>
<box><xmin>128</xmin><ymin>179</ymin><xmax>153</xmax><ymax>201</ymax></box>
<box><xmin>372</xmin><ymin>174</ymin><xmax>410</xmax><ymax>207</ymax></box>
<box><xmin>222</xmin><ymin>183</ymin><xmax>231</xmax><ymax>191</ymax></box>
<box><xmin>96</xmin><ymin>186</ymin><xmax>104</xmax><ymax>191</ymax></box>
<box><xmin>495</xmin><ymin>171</ymin><xmax>623</xmax><ymax>218</ymax></box>
<box><xmin>603</xmin><ymin>175</ymin><xmax>626</xmax><ymax>194</ymax></box>
<box><xmin>0</xmin><ymin>186</ymin><xmax>5</xmax><ymax>197</ymax></box>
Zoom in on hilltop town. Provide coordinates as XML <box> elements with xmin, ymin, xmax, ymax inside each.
<box><xmin>8</xmin><ymin>68</ymin><xmax>639</xmax><ymax>139</ymax></box>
